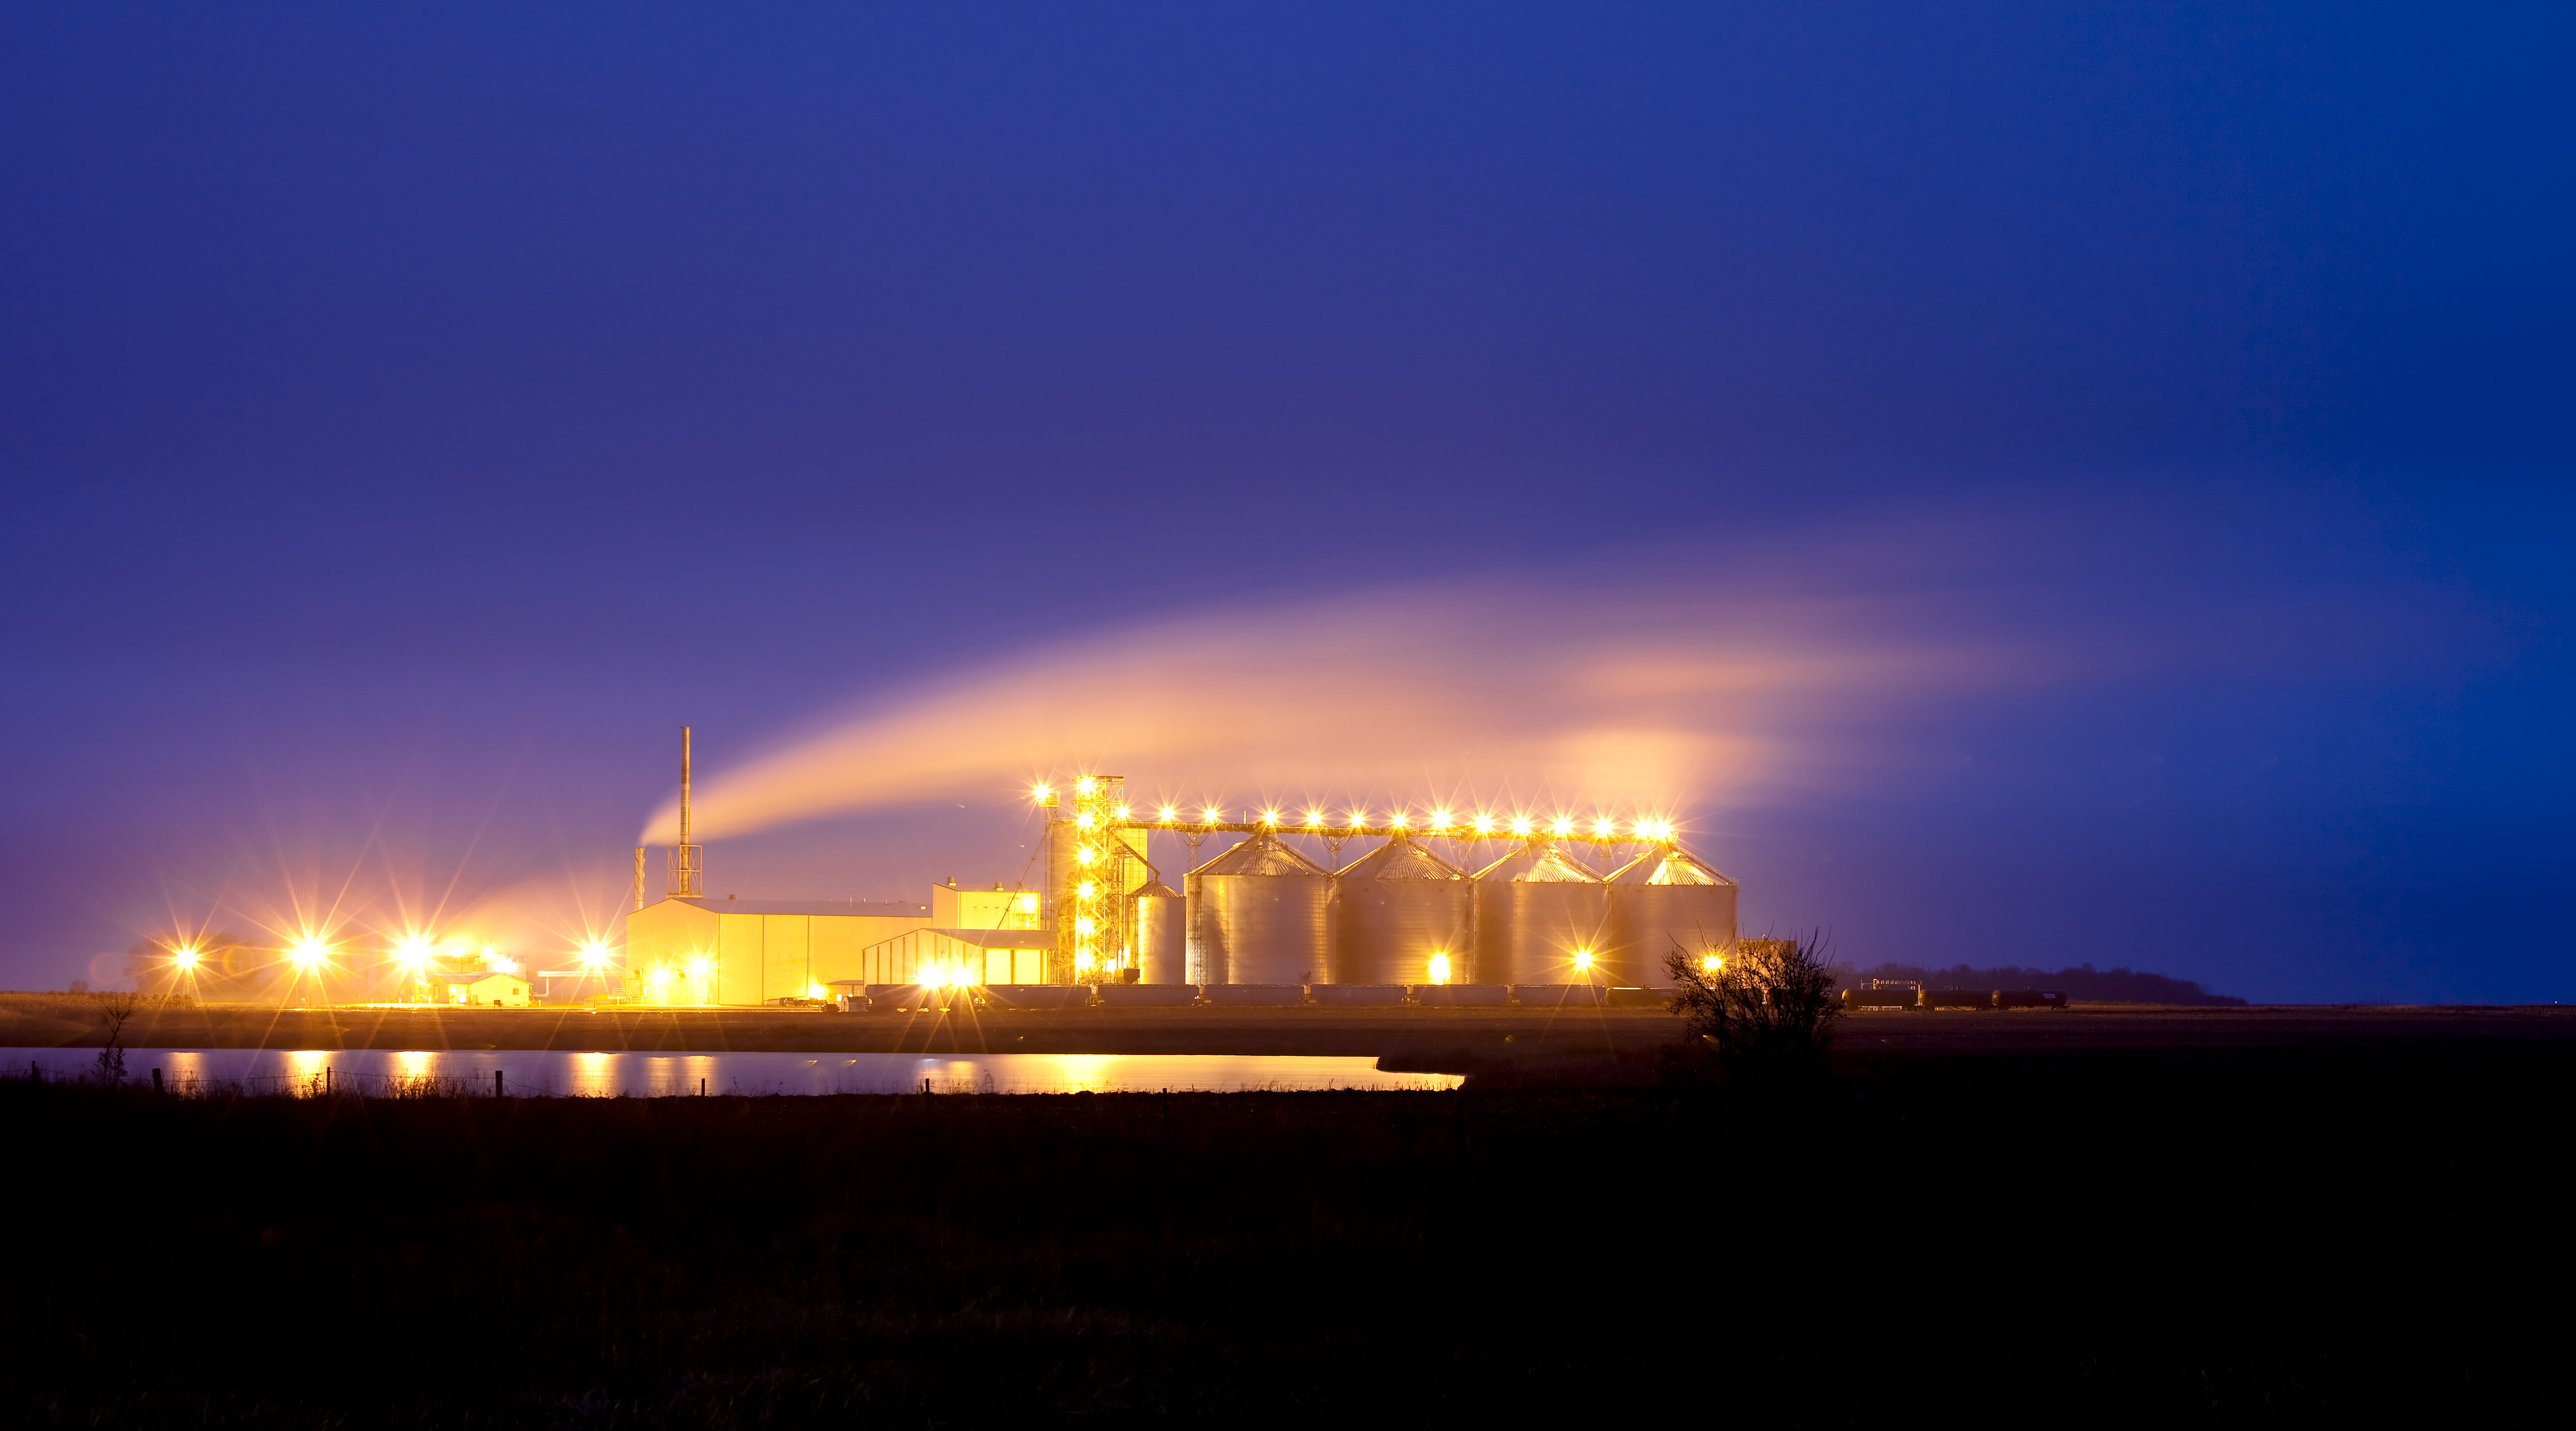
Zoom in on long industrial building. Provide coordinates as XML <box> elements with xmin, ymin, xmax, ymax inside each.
<box><xmin>622</xmin><ymin>746</ymin><xmax>1736</xmax><ymax>1003</ymax></box>
<box><xmin>622</xmin><ymin>882</ymin><xmax>1050</xmax><ymax>1005</ymax></box>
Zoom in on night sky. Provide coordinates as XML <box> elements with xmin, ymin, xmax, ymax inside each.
<box><xmin>4</xmin><ymin>4</ymin><xmax>2566</xmax><ymax>1001</ymax></box>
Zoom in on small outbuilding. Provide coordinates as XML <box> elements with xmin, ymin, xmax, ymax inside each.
<box><xmin>437</xmin><ymin>970</ymin><xmax>531</xmax><ymax>1007</ymax></box>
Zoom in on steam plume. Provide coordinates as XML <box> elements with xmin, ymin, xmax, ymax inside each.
<box><xmin>642</xmin><ymin>571</ymin><xmax>2011</xmax><ymax>844</ymax></box>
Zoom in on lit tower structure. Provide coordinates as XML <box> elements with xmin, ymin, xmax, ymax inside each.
<box><xmin>666</xmin><ymin>725</ymin><xmax>704</xmax><ymax>899</ymax></box>
<box><xmin>1045</xmin><ymin>774</ymin><xmax>1151</xmax><ymax>984</ymax></box>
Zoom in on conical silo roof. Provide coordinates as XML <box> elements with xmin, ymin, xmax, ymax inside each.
<box><xmin>1187</xmin><ymin>832</ymin><xmax>1332</xmax><ymax>879</ymax></box>
<box><xmin>1335</xmin><ymin>834</ymin><xmax>1465</xmax><ymax>881</ymax></box>
<box><xmin>1471</xmin><ymin>843</ymin><xmax>1604</xmax><ymax>883</ymax></box>
<box><xmin>1604</xmin><ymin>846</ymin><xmax>1736</xmax><ymax>887</ymax></box>
<box><xmin>1134</xmin><ymin>879</ymin><xmax>1180</xmax><ymax>899</ymax></box>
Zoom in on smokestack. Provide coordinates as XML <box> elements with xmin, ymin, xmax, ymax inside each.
<box><xmin>633</xmin><ymin>847</ymin><xmax>645</xmax><ymax>912</ymax></box>
<box><xmin>666</xmin><ymin>725</ymin><xmax>704</xmax><ymax>899</ymax></box>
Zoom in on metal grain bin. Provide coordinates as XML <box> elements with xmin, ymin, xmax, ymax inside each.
<box><xmin>1469</xmin><ymin>844</ymin><xmax>1610</xmax><ymax>986</ymax></box>
<box><xmin>1602</xmin><ymin>845</ymin><xmax>1739</xmax><ymax>989</ymax></box>
<box><xmin>1134</xmin><ymin>880</ymin><xmax>1185</xmax><ymax>983</ymax></box>
<box><xmin>1185</xmin><ymin>833</ymin><xmax>1336</xmax><ymax>986</ymax></box>
<box><xmin>1331</xmin><ymin>835</ymin><xmax>1471</xmax><ymax>985</ymax></box>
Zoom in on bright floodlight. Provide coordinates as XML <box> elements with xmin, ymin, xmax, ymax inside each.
<box><xmin>1032</xmin><ymin>782</ymin><xmax>1051</xmax><ymax>801</ymax></box>
<box><xmin>1473</xmin><ymin>814</ymin><xmax>1494</xmax><ymax>834</ymax></box>
<box><xmin>1702</xmin><ymin>953</ymin><xmax>1723</xmax><ymax>973</ymax></box>
<box><xmin>171</xmin><ymin>943</ymin><xmax>200</xmax><ymax>969</ymax></box>
<box><xmin>1260</xmin><ymin>807</ymin><xmax>1281</xmax><ymax>825</ymax></box>
<box><xmin>1550</xmin><ymin>817</ymin><xmax>1575</xmax><ymax>837</ymax></box>
<box><xmin>1305</xmin><ymin>808</ymin><xmax>1325</xmax><ymax>828</ymax></box>
<box><xmin>1075</xmin><ymin>776</ymin><xmax>1097</xmax><ymax>796</ymax></box>
<box><xmin>578</xmin><ymin>939</ymin><xmax>612</xmax><ymax>969</ymax></box>
<box><xmin>1510</xmin><ymin>815</ymin><xmax>1533</xmax><ymax>836</ymax></box>
<box><xmin>1201</xmin><ymin>806</ymin><xmax>1220</xmax><ymax>822</ymax></box>
<box><xmin>395</xmin><ymin>934</ymin><xmax>435</xmax><ymax>974</ymax></box>
<box><xmin>1572</xmin><ymin>948</ymin><xmax>1594</xmax><ymax>971</ymax></box>
<box><xmin>1158</xmin><ymin>804</ymin><xmax>1179</xmax><ymax>822</ymax></box>
<box><xmin>1593</xmin><ymin>817</ymin><xmax>1615</xmax><ymax>836</ymax></box>
<box><xmin>1426</xmin><ymin>952</ymin><xmax>1452</xmax><ymax>985</ymax></box>
<box><xmin>289</xmin><ymin>936</ymin><xmax>329</xmax><ymax>969</ymax></box>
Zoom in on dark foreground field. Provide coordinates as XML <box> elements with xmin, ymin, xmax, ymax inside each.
<box><xmin>3</xmin><ymin>1020</ymin><xmax>2568</xmax><ymax>1426</ymax></box>
<box><xmin>7</xmin><ymin>989</ymin><xmax>2566</xmax><ymax>1073</ymax></box>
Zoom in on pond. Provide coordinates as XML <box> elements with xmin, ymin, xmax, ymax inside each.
<box><xmin>1</xmin><ymin>1047</ymin><xmax>1462</xmax><ymax>1096</ymax></box>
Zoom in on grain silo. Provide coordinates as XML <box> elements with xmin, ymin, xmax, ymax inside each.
<box><xmin>1133</xmin><ymin>880</ymin><xmax>1184</xmax><ymax>984</ymax></box>
<box><xmin>1469</xmin><ymin>843</ymin><xmax>1610</xmax><ymax>986</ymax></box>
<box><xmin>1331</xmin><ymin>835</ymin><xmax>1470</xmax><ymax>985</ymax></box>
<box><xmin>1186</xmin><ymin>833</ymin><xmax>1335</xmax><ymax>986</ymax></box>
<box><xmin>1602</xmin><ymin>845</ymin><xmax>1738</xmax><ymax>988</ymax></box>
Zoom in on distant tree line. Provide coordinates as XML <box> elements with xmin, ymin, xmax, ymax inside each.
<box><xmin>1859</xmin><ymin>961</ymin><xmax>2246</xmax><ymax>1007</ymax></box>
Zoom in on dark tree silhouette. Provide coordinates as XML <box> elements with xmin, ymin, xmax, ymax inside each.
<box><xmin>1664</xmin><ymin>932</ymin><xmax>1844</xmax><ymax>1084</ymax></box>
<box><xmin>92</xmin><ymin>991</ymin><xmax>139</xmax><ymax>1084</ymax></box>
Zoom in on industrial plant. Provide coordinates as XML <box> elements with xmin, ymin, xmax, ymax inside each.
<box><xmin>619</xmin><ymin>732</ymin><xmax>1738</xmax><ymax>1006</ymax></box>
<box><xmin>125</xmin><ymin>729</ymin><xmax>1738</xmax><ymax>1008</ymax></box>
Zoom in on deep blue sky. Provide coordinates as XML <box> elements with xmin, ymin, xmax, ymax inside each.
<box><xmin>2</xmin><ymin>3</ymin><xmax>2567</xmax><ymax>1000</ymax></box>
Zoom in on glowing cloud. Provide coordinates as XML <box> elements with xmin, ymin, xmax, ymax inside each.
<box><xmin>642</xmin><ymin>575</ymin><xmax>2001</xmax><ymax>844</ymax></box>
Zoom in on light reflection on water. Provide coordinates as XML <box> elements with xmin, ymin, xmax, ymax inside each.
<box><xmin>8</xmin><ymin>1048</ymin><xmax>1457</xmax><ymax>1096</ymax></box>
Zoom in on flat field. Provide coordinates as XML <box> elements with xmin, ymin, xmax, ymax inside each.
<box><xmin>0</xmin><ymin>1005</ymin><xmax>2567</xmax><ymax>1425</ymax></box>
<box><xmin>4</xmin><ymin>991</ymin><xmax>2568</xmax><ymax>1083</ymax></box>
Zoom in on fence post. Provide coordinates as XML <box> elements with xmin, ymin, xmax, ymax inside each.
<box><xmin>495</xmin><ymin>1069</ymin><xmax>505</xmax><ymax>1098</ymax></box>
<box><xmin>152</xmin><ymin>1068</ymin><xmax>164</xmax><ymax>1095</ymax></box>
